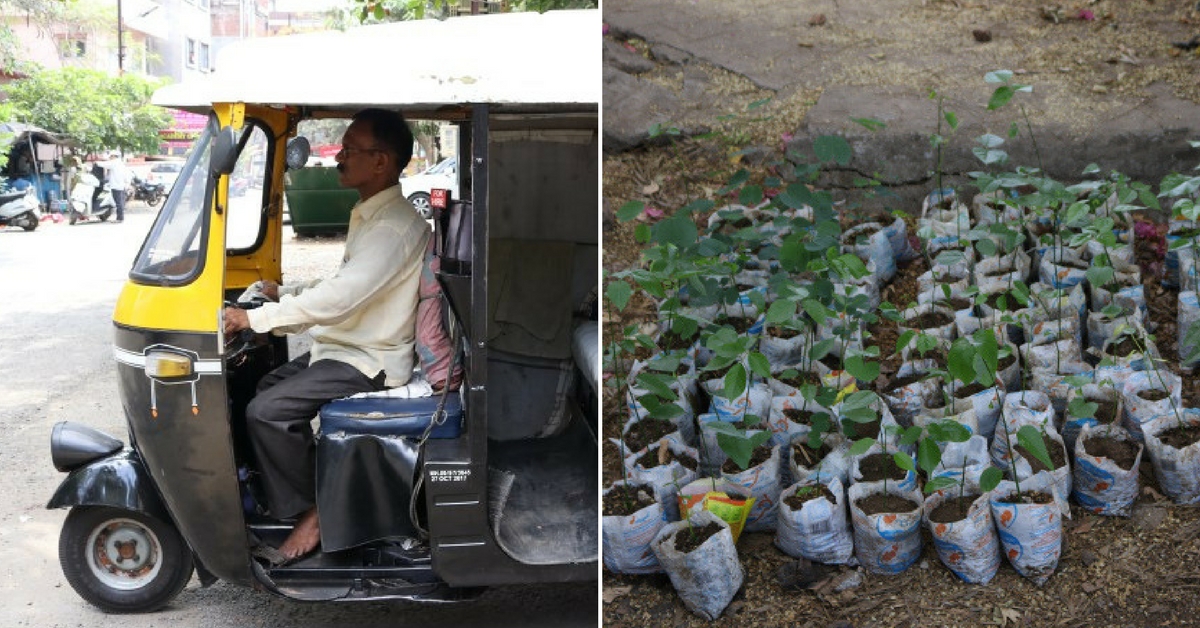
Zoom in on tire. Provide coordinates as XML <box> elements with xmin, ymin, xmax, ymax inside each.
<box><xmin>147</xmin><ymin>192</ymin><xmax>161</xmax><ymax>207</ymax></box>
<box><xmin>19</xmin><ymin>211</ymin><xmax>37</xmax><ymax>231</ymax></box>
<box><xmin>59</xmin><ymin>506</ymin><xmax>194</xmax><ymax>613</ymax></box>
<box><xmin>98</xmin><ymin>208</ymin><xmax>113</xmax><ymax>222</ymax></box>
<box><xmin>69</xmin><ymin>211</ymin><xmax>80</xmax><ymax>225</ymax></box>
<box><xmin>409</xmin><ymin>193</ymin><xmax>433</xmax><ymax>219</ymax></box>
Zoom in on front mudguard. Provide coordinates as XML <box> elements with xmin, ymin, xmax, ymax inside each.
<box><xmin>47</xmin><ymin>449</ymin><xmax>171</xmax><ymax>524</ymax></box>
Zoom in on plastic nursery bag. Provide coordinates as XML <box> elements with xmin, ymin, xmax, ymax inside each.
<box><xmin>991</xmin><ymin>391</ymin><xmax>1055</xmax><ymax>468</ymax></box>
<box><xmin>767</xmin><ymin>392</ymin><xmax>835</xmax><ymax>447</ymax></box>
<box><xmin>1142</xmin><ymin>410</ymin><xmax>1200</xmax><ymax>505</ymax></box>
<box><xmin>624</xmin><ymin>440</ymin><xmax>700</xmax><ymax>522</ymax></box>
<box><xmin>923</xmin><ymin>489</ymin><xmax>1000</xmax><ymax>585</ymax></box>
<box><xmin>721</xmin><ymin>444</ymin><xmax>783</xmax><ymax>532</ymax></box>
<box><xmin>702</xmin><ymin>378</ymin><xmax>773</xmax><ymax>422</ymax></box>
<box><xmin>1121</xmin><ymin>370</ymin><xmax>1182</xmax><ymax>442</ymax></box>
<box><xmin>932</xmin><ymin>435</ymin><xmax>990</xmax><ymax>488</ymax></box>
<box><xmin>989</xmin><ymin>472</ymin><xmax>1066</xmax><ymax>587</ymax></box>
<box><xmin>843</xmin><ymin>222</ymin><xmax>897</xmax><ymax>282</ymax></box>
<box><xmin>602</xmin><ymin>481</ymin><xmax>667</xmax><ymax>574</ymax></box>
<box><xmin>847</xmin><ymin>481</ymin><xmax>924</xmax><ymax>575</ymax></box>
<box><xmin>788</xmin><ymin>430</ymin><xmax>852</xmax><ymax>487</ymax></box>
<box><xmin>1010</xmin><ymin>427</ymin><xmax>1072</xmax><ymax>518</ymax></box>
<box><xmin>775</xmin><ymin>477</ymin><xmax>855</xmax><ymax>565</ymax></box>
<box><xmin>651</xmin><ymin>509</ymin><xmax>743</xmax><ymax>621</ymax></box>
<box><xmin>1071</xmin><ymin>424</ymin><xmax>1143</xmax><ymax>516</ymax></box>
<box><xmin>677</xmin><ymin>477</ymin><xmax>755</xmax><ymax>542</ymax></box>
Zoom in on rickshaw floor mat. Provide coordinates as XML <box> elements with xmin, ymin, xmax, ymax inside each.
<box><xmin>486</xmin><ymin>419</ymin><xmax>597</xmax><ymax>566</ymax></box>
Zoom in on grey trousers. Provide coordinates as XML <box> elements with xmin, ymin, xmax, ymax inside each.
<box><xmin>246</xmin><ymin>352</ymin><xmax>385</xmax><ymax>519</ymax></box>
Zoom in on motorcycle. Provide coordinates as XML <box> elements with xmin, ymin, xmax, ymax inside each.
<box><xmin>131</xmin><ymin>175</ymin><xmax>165</xmax><ymax>207</ymax></box>
<box><xmin>0</xmin><ymin>187</ymin><xmax>40</xmax><ymax>231</ymax></box>
<box><xmin>68</xmin><ymin>172</ymin><xmax>116</xmax><ymax>224</ymax></box>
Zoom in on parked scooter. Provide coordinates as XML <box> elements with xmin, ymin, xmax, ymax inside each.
<box><xmin>131</xmin><ymin>175</ymin><xmax>165</xmax><ymax>207</ymax></box>
<box><xmin>0</xmin><ymin>187</ymin><xmax>40</xmax><ymax>231</ymax></box>
<box><xmin>68</xmin><ymin>172</ymin><xmax>116</xmax><ymax>224</ymax></box>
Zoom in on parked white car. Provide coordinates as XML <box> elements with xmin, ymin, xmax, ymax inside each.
<box><xmin>146</xmin><ymin>161</ymin><xmax>184</xmax><ymax>192</ymax></box>
<box><xmin>400</xmin><ymin>156</ymin><xmax>457</xmax><ymax>218</ymax></box>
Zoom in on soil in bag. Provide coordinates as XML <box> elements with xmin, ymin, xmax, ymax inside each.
<box><xmin>604</xmin><ymin>483</ymin><xmax>658</xmax><ymax>517</ymax></box>
<box><xmin>674</xmin><ymin>522</ymin><xmax>725</xmax><ymax>553</ymax></box>
<box><xmin>998</xmin><ymin>491</ymin><xmax>1055</xmax><ymax>506</ymax></box>
<box><xmin>792</xmin><ymin>440</ymin><xmax>832</xmax><ymax>468</ymax></box>
<box><xmin>1083</xmin><ymin>435</ymin><xmax>1140</xmax><ymax>471</ymax></box>
<box><xmin>1138</xmin><ymin>389</ymin><xmax>1171</xmax><ymax>402</ymax></box>
<box><xmin>929</xmin><ymin>495</ymin><xmax>980</xmax><ymax>524</ymax></box>
<box><xmin>858</xmin><ymin>452</ymin><xmax>908</xmax><ymax>483</ymax></box>
<box><xmin>1158</xmin><ymin>424</ymin><xmax>1200</xmax><ymax>450</ymax></box>
<box><xmin>625</xmin><ymin>419</ymin><xmax>680</xmax><ymax>453</ymax></box>
<box><xmin>783</xmin><ymin>484</ymin><xmax>836</xmax><ymax>509</ymax></box>
<box><xmin>856</xmin><ymin>493</ymin><xmax>918</xmax><ymax>516</ymax></box>
<box><xmin>1014</xmin><ymin>440</ymin><xmax>1067</xmax><ymax>474</ymax></box>
<box><xmin>636</xmin><ymin>447</ymin><xmax>698</xmax><ymax>472</ymax></box>
<box><xmin>721</xmin><ymin>444</ymin><xmax>773</xmax><ymax>474</ymax></box>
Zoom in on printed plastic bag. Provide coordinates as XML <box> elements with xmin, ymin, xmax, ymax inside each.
<box><xmin>677</xmin><ymin>477</ymin><xmax>756</xmax><ymax>542</ymax></box>
<box><xmin>1141</xmin><ymin>409</ymin><xmax>1200</xmax><ymax>505</ymax></box>
<box><xmin>1071</xmin><ymin>424</ymin><xmax>1142</xmax><ymax>516</ymax></box>
<box><xmin>651</xmin><ymin>510</ymin><xmax>743</xmax><ymax>621</ymax></box>
<box><xmin>923</xmin><ymin>490</ymin><xmax>1000</xmax><ymax>584</ymax></box>
<box><xmin>847</xmin><ymin>481</ymin><xmax>924</xmax><ymax>574</ymax></box>
<box><xmin>775</xmin><ymin>478</ymin><xmax>855</xmax><ymax>565</ymax></box>
<box><xmin>721</xmin><ymin>444</ymin><xmax>784</xmax><ymax>532</ymax></box>
<box><xmin>602</xmin><ymin>481</ymin><xmax>667</xmax><ymax>574</ymax></box>
<box><xmin>989</xmin><ymin>473</ymin><xmax>1065</xmax><ymax>586</ymax></box>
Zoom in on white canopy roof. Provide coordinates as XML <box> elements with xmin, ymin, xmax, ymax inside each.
<box><xmin>153</xmin><ymin>10</ymin><xmax>599</xmax><ymax>114</ymax></box>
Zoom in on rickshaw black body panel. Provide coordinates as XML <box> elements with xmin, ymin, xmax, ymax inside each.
<box><xmin>112</xmin><ymin>325</ymin><xmax>253</xmax><ymax>587</ymax></box>
<box><xmin>46</xmin><ymin>449</ymin><xmax>172</xmax><ymax>524</ymax></box>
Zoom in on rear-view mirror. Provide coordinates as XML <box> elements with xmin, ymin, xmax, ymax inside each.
<box><xmin>285</xmin><ymin>137</ymin><xmax>311</xmax><ymax>171</ymax></box>
<box><xmin>210</xmin><ymin>126</ymin><xmax>239</xmax><ymax>176</ymax></box>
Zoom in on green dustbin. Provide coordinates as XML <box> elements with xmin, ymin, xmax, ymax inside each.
<box><xmin>284</xmin><ymin>167</ymin><xmax>358</xmax><ymax>236</ymax></box>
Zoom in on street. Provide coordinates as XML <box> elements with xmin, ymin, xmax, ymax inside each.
<box><xmin>0</xmin><ymin>201</ymin><xmax>597</xmax><ymax>628</ymax></box>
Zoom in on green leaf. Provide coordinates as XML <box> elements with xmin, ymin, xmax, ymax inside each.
<box><xmin>722</xmin><ymin>363</ymin><xmax>748</xmax><ymax>400</ymax></box>
<box><xmin>718</xmin><ymin>169</ymin><xmax>750</xmax><ymax>196</ymax></box>
<box><xmin>845</xmin><ymin>354</ymin><xmax>880</xmax><ymax>382</ymax></box>
<box><xmin>1067</xmin><ymin>396</ymin><xmax>1099</xmax><ymax>419</ymax></box>
<box><xmin>739</xmin><ymin>184</ymin><xmax>764</xmax><ymax>207</ymax></box>
<box><xmin>604</xmin><ymin>281</ymin><xmax>632</xmax><ymax>311</ymax></box>
<box><xmin>672</xmin><ymin>316</ymin><xmax>699</xmax><ymax>340</ymax></box>
<box><xmin>900</xmin><ymin>425</ymin><xmax>923</xmax><ymax>447</ymax></box>
<box><xmin>944</xmin><ymin>110</ymin><xmax>959</xmax><ymax>131</ymax></box>
<box><xmin>947</xmin><ymin>339</ymin><xmax>977</xmax><ymax>383</ymax></box>
<box><xmin>924</xmin><ymin>476</ymin><xmax>958</xmax><ymax>494</ymax></box>
<box><xmin>848</xmin><ymin>437</ymin><xmax>876</xmax><ymax>456</ymax></box>
<box><xmin>633</xmin><ymin>223</ymin><xmax>651</xmax><ymax>243</ymax></box>
<box><xmin>985</xmin><ymin>70</ymin><xmax>1014</xmax><ymax>84</ymax></box>
<box><xmin>979</xmin><ymin>466</ymin><xmax>1003</xmax><ymax>493</ymax></box>
<box><xmin>809</xmin><ymin>338</ymin><xmax>836</xmax><ymax>361</ymax></box>
<box><xmin>1087</xmin><ymin>266</ymin><xmax>1114</xmax><ymax>288</ymax></box>
<box><xmin>851</xmin><ymin>117</ymin><xmax>887</xmax><ymax>132</ymax></box>
<box><xmin>814</xmin><ymin>135</ymin><xmax>853</xmax><ymax>166</ymax></box>
<box><xmin>895</xmin><ymin>329</ymin><xmax>917</xmax><ymax>352</ymax></box>
<box><xmin>988</xmin><ymin>85</ymin><xmax>1016</xmax><ymax>111</ymax></box>
<box><xmin>635</xmin><ymin>373</ymin><xmax>679</xmax><ymax>401</ymax></box>
<box><xmin>893</xmin><ymin>452</ymin><xmax>916</xmax><ymax>474</ymax></box>
<box><xmin>1017</xmin><ymin>425</ymin><xmax>1055</xmax><ymax>471</ymax></box>
<box><xmin>747</xmin><ymin>352</ymin><xmax>771</xmax><ymax>380</ymax></box>
<box><xmin>802</xmin><ymin>300</ymin><xmax>829</xmax><ymax>326</ymax></box>
<box><xmin>647</xmin><ymin>401</ymin><xmax>685</xmax><ymax>421</ymax></box>
<box><xmin>650</xmin><ymin>216</ymin><xmax>698</xmax><ymax>248</ymax></box>
<box><xmin>841</xmin><ymin>390</ymin><xmax>879</xmax><ymax>410</ymax></box>
<box><xmin>616</xmin><ymin>201</ymin><xmax>645</xmax><ymax>222</ymax></box>
<box><xmin>765</xmin><ymin>299</ymin><xmax>796</xmax><ymax>325</ymax></box>
<box><xmin>918</xmin><ymin>438</ymin><xmax>943</xmax><ymax>474</ymax></box>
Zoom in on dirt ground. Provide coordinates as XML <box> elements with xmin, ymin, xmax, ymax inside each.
<box><xmin>602</xmin><ymin>1</ymin><xmax>1200</xmax><ymax>626</ymax></box>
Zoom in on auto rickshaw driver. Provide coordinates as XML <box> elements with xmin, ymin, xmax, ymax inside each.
<box><xmin>221</xmin><ymin>108</ymin><xmax>430</xmax><ymax>564</ymax></box>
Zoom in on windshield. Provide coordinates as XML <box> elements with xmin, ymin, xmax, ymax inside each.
<box><xmin>426</xmin><ymin>157</ymin><xmax>454</xmax><ymax>175</ymax></box>
<box><xmin>129</xmin><ymin>118</ymin><xmax>214</xmax><ymax>285</ymax></box>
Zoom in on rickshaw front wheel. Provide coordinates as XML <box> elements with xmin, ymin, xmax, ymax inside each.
<box><xmin>59</xmin><ymin>506</ymin><xmax>194</xmax><ymax>613</ymax></box>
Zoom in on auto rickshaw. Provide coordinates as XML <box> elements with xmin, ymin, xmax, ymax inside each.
<box><xmin>47</xmin><ymin>10</ymin><xmax>599</xmax><ymax>612</ymax></box>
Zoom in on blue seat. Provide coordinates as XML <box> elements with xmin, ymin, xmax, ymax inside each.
<box><xmin>318</xmin><ymin>392</ymin><xmax>463</xmax><ymax>439</ymax></box>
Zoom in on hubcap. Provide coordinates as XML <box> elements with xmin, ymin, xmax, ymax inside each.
<box><xmin>85</xmin><ymin>518</ymin><xmax>163</xmax><ymax>590</ymax></box>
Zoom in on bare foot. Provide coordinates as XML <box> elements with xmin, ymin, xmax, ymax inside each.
<box><xmin>278</xmin><ymin>507</ymin><xmax>320</xmax><ymax>560</ymax></box>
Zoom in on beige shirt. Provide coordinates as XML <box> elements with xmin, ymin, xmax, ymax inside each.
<box><xmin>247</xmin><ymin>184</ymin><xmax>429</xmax><ymax>387</ymax></box>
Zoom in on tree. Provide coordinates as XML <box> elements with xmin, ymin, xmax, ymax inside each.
<box><xmin>331</xmin><ymin>0</ymin><xmax>596</xmax><ymax>27</ymax></box>
<box><xmin>5</xmin><ymin>68</ymin><xmax>171</xmax><ymax>155</ymax></box>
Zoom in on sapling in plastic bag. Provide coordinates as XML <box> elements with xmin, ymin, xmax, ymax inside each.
<box><xmin>776</xmin><ymin>478</ymin><xmax>855</xmax><ymax>565</ymax></box>
<box><xmin>602</xmin><ymin>481</ymin><xmax>667</xmax><ymax>574</ymax></box>
<box><xmin>651</xmin><ymin>509</ymin><xmax>744</xmax><ymax>620</ymax></box>
<box><xmin>1072</xmin><ymin>423</ymin><xmax>1142</xmax><ymax>516</ymax></box>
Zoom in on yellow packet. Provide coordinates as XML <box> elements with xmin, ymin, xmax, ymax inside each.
<box><xmin>677</xmin><ymin>478</ymin><xmax>755</xmax><ymax>543</ymax></box>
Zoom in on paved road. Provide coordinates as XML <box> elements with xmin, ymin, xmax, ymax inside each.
<box><xmin>0</xmin><ymin>202</ymin><xmax>597</xmax><ymax>627</ymax></box>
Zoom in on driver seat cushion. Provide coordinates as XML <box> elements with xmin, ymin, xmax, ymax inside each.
<box><xmin>317</xmin><ymin>390</ymin><xmax>463</xmax><ymax>439</ymax></box>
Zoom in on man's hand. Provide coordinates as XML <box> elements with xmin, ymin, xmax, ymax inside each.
<box><xmin>258</xmin><ymin>280</ymin><xmax>281</xmax><ymax>301</ymax></box>
<box><xmin>223</xmin><ymin>307</ymin><xmax>251</xmax><ymax>336</ymax></box>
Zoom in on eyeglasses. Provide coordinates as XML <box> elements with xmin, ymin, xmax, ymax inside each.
<box><xmin>336</xmin><ymin>145</ymin><xmax>386</xmax><ymax>158</ymax></box>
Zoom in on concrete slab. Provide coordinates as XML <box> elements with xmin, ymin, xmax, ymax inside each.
<box><xmin>604</xmin><ymin>0</ymin><xmax>1200</xmax><ymax>205</ymax></box>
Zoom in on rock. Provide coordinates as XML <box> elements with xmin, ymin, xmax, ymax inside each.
<box><xmin>603</xmin><ymin>39</ymin><xmax>656</xmax><ymax>75</ymax></box>
<box><xmin>1132</xmin><ymin>503</ymin><xmax>1168</xmax><ymax>531</ymax></box>
<box><xmin>602</xmin><ymin>65</ymin><xmax>680</xmax><ymax>152</ymax></box>
<box><xmin>1080</xmin><ymin>549</ymin><xmax>1098</xmax><ymax>567</ymax></box>
<box><xmin>973</xmin><ymin>29</ymin><xmax>992</xmax><ymax>42</ymax></box>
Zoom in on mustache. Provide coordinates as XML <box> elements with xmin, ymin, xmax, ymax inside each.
<box><xmin>336</xmin><ymin>163</ymin><xmax>345</xmax><ymax>172</ymax></box>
